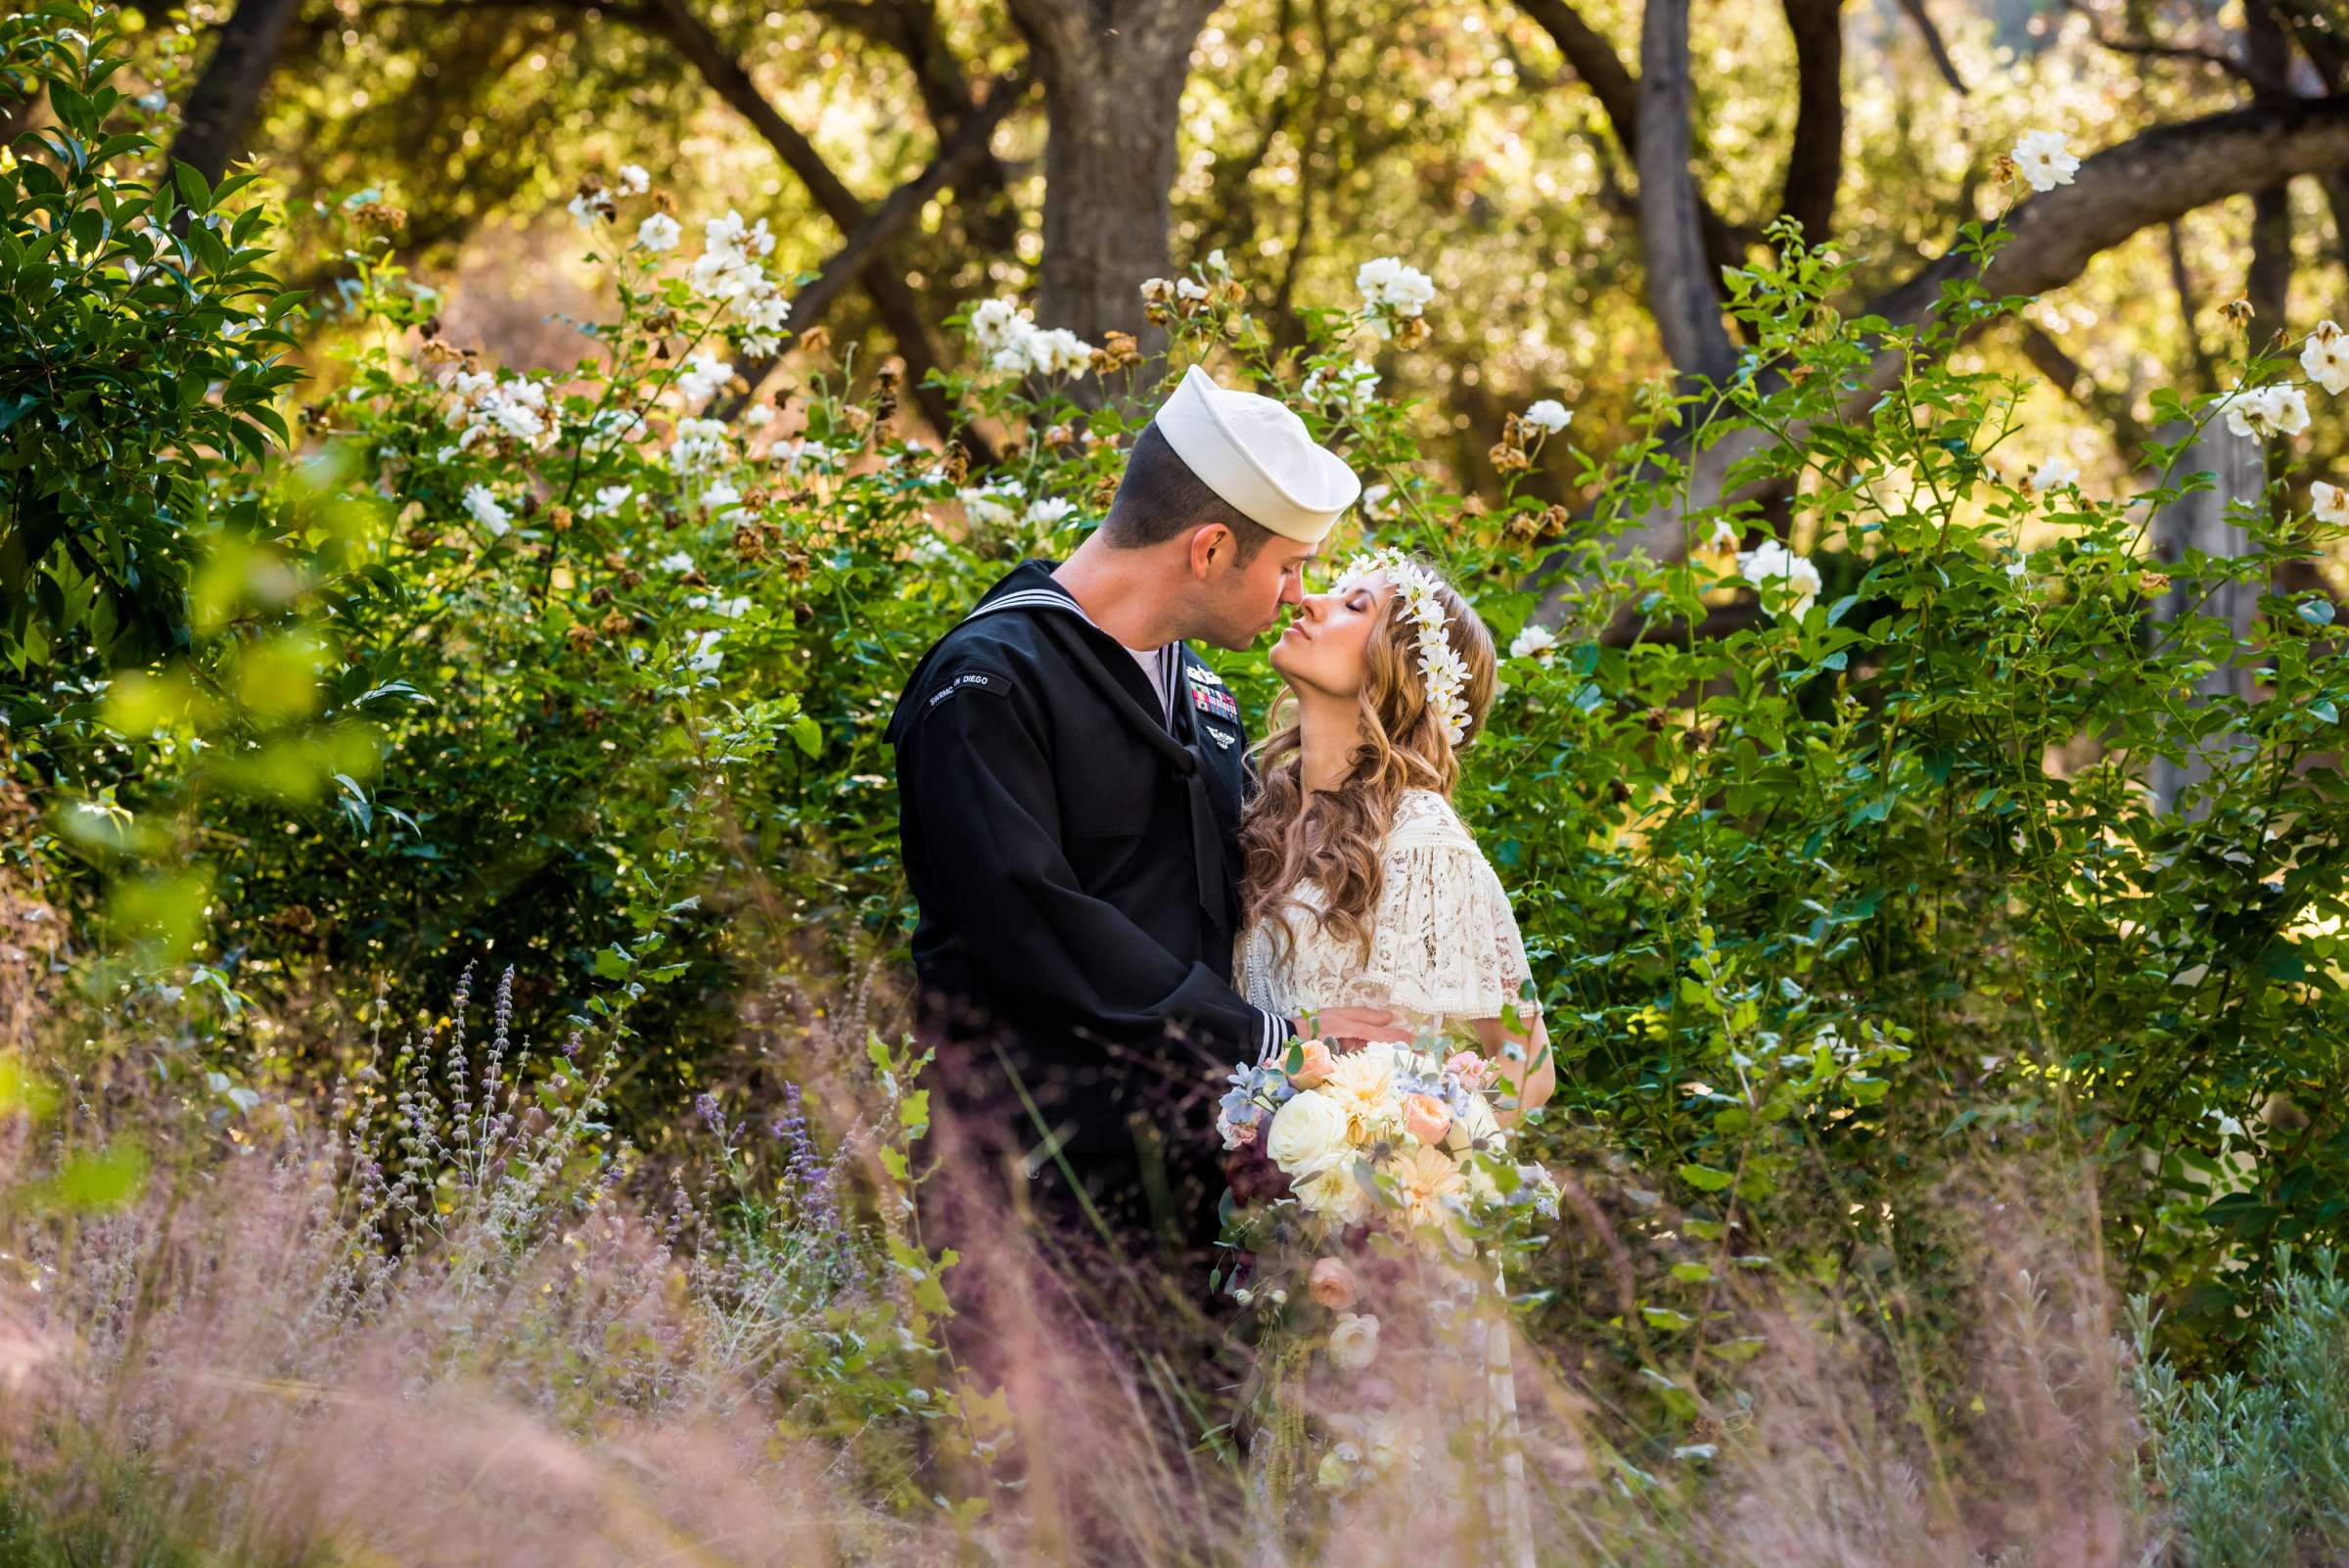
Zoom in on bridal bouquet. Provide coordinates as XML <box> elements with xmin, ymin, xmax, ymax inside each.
<box><xmin>1214</xmin><ymin>1037</ymin><xmax>1559</xmax><ymax>1495</ymax></box>
<box><xmin>1217</xmin><ymin>1038</ymin><xmax>1549</xmax><ymax>1242</ymax></box>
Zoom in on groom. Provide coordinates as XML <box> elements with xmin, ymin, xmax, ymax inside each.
<box><xmin>887</xmin><ymin>366</ymin><xmax>1395</xmax><ymax>1268</ymax></box>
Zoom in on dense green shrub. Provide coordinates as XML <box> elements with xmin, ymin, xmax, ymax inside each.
<box><xmin>12</xmin><ymin>16</ymin><xmax>2345</xmax><ymax>1393</ymax></box>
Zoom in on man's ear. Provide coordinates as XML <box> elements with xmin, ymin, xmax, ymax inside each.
<box><xmin>1187</xmin><ymin>523</ymin><xmax>1233</xmax><ymax>579</ymax></box>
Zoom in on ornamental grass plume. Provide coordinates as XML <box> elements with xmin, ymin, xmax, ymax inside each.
<box><xmin>0</xmin><ymin>932</ymin><xmax>2158</xmax><ymax>1568</ymax></box>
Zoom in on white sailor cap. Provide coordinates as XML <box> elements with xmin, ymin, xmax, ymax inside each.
<box><xmin>1151</xmin><ymin>364</ymin><xmax>1361</xmax><ymax>543</ymax></box>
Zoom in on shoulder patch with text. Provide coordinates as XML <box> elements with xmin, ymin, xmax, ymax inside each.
<box><xmin>927</xmin><ymin>669</ymin><xmax>1011</xmax><ymax>709</ymax></box>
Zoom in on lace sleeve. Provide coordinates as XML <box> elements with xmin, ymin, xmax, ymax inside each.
<box><xmin>1363</xmin><ymin>832</ymin><xmax>1540</xmax><ymax>1022</ymax></box>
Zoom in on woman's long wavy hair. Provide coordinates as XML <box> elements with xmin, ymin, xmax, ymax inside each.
<box><xmin>1238</xmin><ymin>561</ymin><xmax>1497</xmax><ymax>961</ymax></box>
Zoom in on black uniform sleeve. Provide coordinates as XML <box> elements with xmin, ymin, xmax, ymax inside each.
<box><xmin>898</xmin><ymin>661</ymin><xmax>1283</xmax><ymax>1060</ymax></box>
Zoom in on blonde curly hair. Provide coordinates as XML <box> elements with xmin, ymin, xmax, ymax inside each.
<box><xmin>1237</xmin><ymin>559</ymin><xmax>1497</xmax><ymax>961</ymax></box>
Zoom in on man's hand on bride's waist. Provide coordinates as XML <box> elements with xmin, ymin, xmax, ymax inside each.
<box><xmin>1292</xmin><ymin>1005</ymin><xmax>1415</xmax><ymax>1044</ymax></box>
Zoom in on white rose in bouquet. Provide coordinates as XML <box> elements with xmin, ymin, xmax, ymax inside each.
<box><xmin>1267</xmin><ymin>1089</ymin><xmax>1352</xmax><ymax>1178</ymax></box>
<box><xmin>1327</xmin><ymin>1311</ymin><xmax>1381</xmax><ymax>1370</ymax></box>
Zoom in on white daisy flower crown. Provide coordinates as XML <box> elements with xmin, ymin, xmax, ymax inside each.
<box><xmin>1341</xmin><ymin>546</ymin><xmax>1471</xmax><ymax>747</ymax></box>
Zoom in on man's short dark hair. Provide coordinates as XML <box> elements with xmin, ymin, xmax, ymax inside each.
<box><xmin>1100</xmin><ymin>423</ymin><xmax>1280</xmax><ymax>561</ymax></box>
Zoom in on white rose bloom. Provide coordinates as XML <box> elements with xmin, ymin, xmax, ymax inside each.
<box><xmin>462</xmin><ymin>484</ymin><xmax>511</xmax><ymax>535</ymax></box>
<box><xmin>566</xmin><ymin>186</ymin><xmax>608</xmax><ymax>228</ymax></box>
<box><xmin>966</xmin><ymin>299</ymin><xmax>1031</xmax><ymax>356</ymax></box>
<box><xmin>670</xmin><ymin>416</ymin><xmax>731</xmax><ymax>475</ymax></box>
<box><xmin>2004</xmin><ymin>554</ymin><xmax>2030</xmax><ymax>580</ymax></box>
<box><xmin>1176</xmin><ymin>277</ymin><xmax>1211</xmax><ymax>302</ymax></box>
<box><xmin>1025</xmin><ymin>496</ymin><xmax>1078</xmax><ymax>529</ymax></box>
<box><xmin>592</xmin><ymin>484</ymin><xmax>634</xmax><ymax>516</ymax></box>
<box><xmin>676</xmin><ymin>350</ymin><xmax>735</xmax><ymax>407</ymax></box>
<box><xmin>1359</xmin><ymin>482</ymin><xmax>1393</xmax><ymax>520</ymax></box>
<box><xmin>2028</xmin><ymin>456</ymin><xmax>2079</xmax><ymax>493</ymax></box>
<box><xmin>742</xmin><ymin>402</ymin><xmax>776</xmax><ymax>429</ymax></box>
<box><xmin>1521</xmin><ymin>398</ymin><xmax>1572</xmax><ymax>435</ymax></box>
<box><xmin>660</xmin><ymin>551</ymin><xmax>697</xmax><ymax>574</ymax></box>
<box><xmin>1785</xmin><ymin>554</ymin><xmax>1823</xmax><ymax>617</ymax></box>
<box><xmin>701</xmin><ymin>480</ymin><xmax>743</xmax><ymax>515</ymax></box>
<box><xmin>2270</xmin><ymin>384</ymin><xmax>2313</xmax><ymax>435</ymax></box>
<box><xmin>1736</xmin><ymin>538</ymin><xmax>1821</xmax><ymax>619</ymax></box>
<box><xmin>1508</xmin><ymin>623</ymin><xmax>1558</xmax><ymax>664</ymax></box>
<box><xmin>636</xmin><ymin>212</ymin><xmax>681</xmax><ymax>252</ymax></box>
<box><xmin>617</xmin><ymin>163</ymin><xmax>651</xmax><ymax>197</ymax></box>
<box><xmin>2302</xmin><ymin>322</ymin><xmax>2349</xmax><ymax>395</ymax></box>
<box><xmin>703</xmin><ymin>209</ymin><xmax>775</xmax><ymax>260</ymax></box>
<box><xmin>684</xmin><ymin>628</ymin><xmax>724</xmax><ymax>673</ymax></box>
<box><xmin>958</xmin><ymin>483</ymin><xmax>1024</xmax><ymax>530</ymax></box>
<box><xmin>2221</xmin><ymin>383</ymin><xmax>2308</xmax><ymax>439</ymax></box>
<box><xmin>2314</xmin><ymin>481</ymin><xmax>2349</xmax><ymax>525</ymax></box>
<box><xmin>2011</xmin><ymin>129</ymin><xmax>2080</xmax><ymax>193</ymax></box>
<box><xmin>1327</xmin><ymin>1312</ymin><xmax>1381</xmax><ymax>1371</ymax></box>
<box><xmin>1025</xmin><ymin>327</ymin><xmax>1096</xmax><ymax>377</ymax></box>
<box><xmin>1302</xmin><ymin>360</ymin><xmax>1379</xmax><ymax>409</ymax></box>
<box><xmin>1266</xmin><ymin>1088</ymin><xmax>1353</xmax><ymax>1179</ymax></box>
<box><xmin>735</xmin><ymin>285</ymin><xmax>794</xmax><ymax>356</ymax></box>
<box><xmin>1355</xmin><ymin>254</ymin><xmax>1436</xmax><ymax>334</ymax></box>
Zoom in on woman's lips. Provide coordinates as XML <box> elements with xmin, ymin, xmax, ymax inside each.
<box><xmin>1280</xmin><ymin>623</ymin><xmax>1311</xmax><ymax>642</ymax></box>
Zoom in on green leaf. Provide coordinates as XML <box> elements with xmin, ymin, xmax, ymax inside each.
<box><xmin>1678</xmin><ymin>1162</ymin><xmax>1734</xmax><ymax>1192</ymax></box>
<box><xmin>172</xmin><ymin>161</ymin><xmax>212</xmax><ymax>213</ymax></box>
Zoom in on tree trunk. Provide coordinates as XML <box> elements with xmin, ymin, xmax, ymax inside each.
<box><xmin>1777</xmin><ymin>0</ymin><xmax>1844</xmax><ymax>245</ymax></box>
<box><xmin>1636</xmin><ymin>0</ymin><xmax>1736</xmax><ymax>386</ymax></box>
<box><xmin>1008</xmin><ymin>0</ymin><xmax>1219</xmax><ymax>369</ymax></box>
<box><xmin>168</xmin><ymin>0</ymin><xmax>304</xmax><ymax>183</ymax></box>
<box><xmin>2147</xmin><ymin>423</ymin><xmax>2264</xmax><ymax>815</ymax></box>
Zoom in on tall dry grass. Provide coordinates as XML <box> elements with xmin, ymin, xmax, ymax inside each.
<box><xmin>0</xmin><ymin>926</ymin><xmax>2166</xmax><ymax>1566</ymax></box>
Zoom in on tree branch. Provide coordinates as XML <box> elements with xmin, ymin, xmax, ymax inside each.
<box><xmin>638</xmin><ymin>0</ymin><xmax>976</xmax><ymax>437</ymax></box>
<box><xmin>1541</xmin><ymin>93</ymin><xmax>2349</xmax><ymax>618</ymax></box>
<box><xmin>2062</xmin><ymin>0</ymin><xmax>2275</xmax><ymax>89</ymax></box>
<box><xmin>1894</xmin><ymin>0</ymin><xmax>1967</xmax><ymax>94</ymax></box>
<box><xmin>2018</xmin><ymin>320</ymin><xmax>2151</xmax><ymax>458</ymax></box>
<box><xmin>721</xmin><ymin>68</ymin><xmax>1032</xmax><ymax>435</ymax></box>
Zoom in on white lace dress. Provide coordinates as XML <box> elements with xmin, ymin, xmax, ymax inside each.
<box><xmin>1233</xmin><ymin>787</ymin><xmax>1540</xmax><ymax>1567</ymax></box>
<box><xmin>1234</xmin><ymin>788</ymin><xmax>1538</xmax><ymax>1034</ymax></box>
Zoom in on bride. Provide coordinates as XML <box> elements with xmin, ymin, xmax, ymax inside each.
<box><xmin>1229</xmin><ymin>546</ymin><xmax>1550</xmax><ymax>1563</ymax></box>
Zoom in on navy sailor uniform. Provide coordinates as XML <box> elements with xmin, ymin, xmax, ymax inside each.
<box><xmin>886</xmin><ymin>559</ymin><xmax>1285</xmax><ymax>1253</ymax></box>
